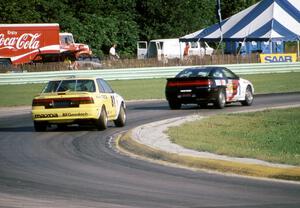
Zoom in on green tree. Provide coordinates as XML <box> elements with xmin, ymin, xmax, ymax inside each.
<box><xmin>135</xmin><ymin>0</ymin><xmax>215</xmax><ymax>40</ymax></box>
<box><xmin>221</xmin><ymin>0</ymin><xmax>260</xmax><ymax>19</ymax></box>
<box><xmin>68</xmin><ymin>0</ymin><xmax>139</xmax><ymax>57</ymax></box>
<box><xmin>0</xmin><ymin>0</ymin><xmax>41</xmax><ymax>23</ymax></box>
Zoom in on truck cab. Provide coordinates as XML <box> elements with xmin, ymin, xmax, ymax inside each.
<box><xmin>60</xmin><ymin>33</ymin><xmax>75</xmax><ymax>45</ymax></box>
<box><xmin>59</xmin><ymin>32</ymin><xmax>91</xmax><ymax>59</ymax></box>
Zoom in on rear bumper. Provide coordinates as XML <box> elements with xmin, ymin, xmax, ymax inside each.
<box><xmin>32</xmin><ymin>106</ymin><xmax>100</xmax><ymax>123</ymax></box>
<box><xmin>166</xmin><ymin>88</ymin><xmax>220</xmax><ymax>104</ymax></box>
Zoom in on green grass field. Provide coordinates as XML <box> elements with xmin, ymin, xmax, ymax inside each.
<box><xmin>168</xmin><ymin>108</ymin><xmax>300</xmax><ymax>165</ymax></box>
<box><xmin>0</xmin><ymin>72</ymin><xmax>299</xmax><ymax>107</ymax></box>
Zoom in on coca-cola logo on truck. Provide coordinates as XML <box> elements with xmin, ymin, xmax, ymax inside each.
<box><xmin>0</xmin><ymin>32</ymin><xmax>41</xmax><ymax>50</ymax></box>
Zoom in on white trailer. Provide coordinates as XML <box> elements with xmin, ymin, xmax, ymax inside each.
<box><xmin>137</xmin><ymin>38</ymin><xmax>213</xmax><ymax>60</ymax></box>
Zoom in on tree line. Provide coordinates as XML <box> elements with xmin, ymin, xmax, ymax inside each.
<box><xmin>0</xmin><ymin>0</ymin><xmax>260</xmax><ymax>58</ymax></box>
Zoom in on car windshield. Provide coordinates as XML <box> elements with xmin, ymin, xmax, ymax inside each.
<box><xmin>42</xmin><ymin>79</ymin><xmax>96</xmax><ymax>93</ymax></box>
<box><xmin>176</xmin><ymin>68</ymin><xmax>210</xmax><ymax>78</ymax></box>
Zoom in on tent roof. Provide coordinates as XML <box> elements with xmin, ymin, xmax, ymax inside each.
<box><xmin>180</xmin><ymin>0</ymin><xmax>300</xmax><ymax>42</ymax></box>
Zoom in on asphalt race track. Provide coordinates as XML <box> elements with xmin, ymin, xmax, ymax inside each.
<box><xmin>0</xmin><ymin>93</ymin><xmax>300</xmax><ymax>208</ymax></box>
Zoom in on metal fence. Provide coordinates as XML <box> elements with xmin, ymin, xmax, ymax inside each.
<box><xmin>0</xmin><ymin>62</ymin><xmax>299</xmax><ymax>85</ymax></box>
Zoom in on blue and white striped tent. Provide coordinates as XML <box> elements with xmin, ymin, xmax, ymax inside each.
<box><xmin>180</xmin><ymin>0</ymin><xmax>300</xmax><ymax>42</ymax></box>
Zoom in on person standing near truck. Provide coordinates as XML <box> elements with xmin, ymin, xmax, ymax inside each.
<box><xmin>183</xmin><ymin>42</ymin><xmax>190</xmax><ymax>57</ymax></box>
<box><xmin>109</xmin><ymin>44</ymin><xmax>120</xmax><ymax>60</ymax></box>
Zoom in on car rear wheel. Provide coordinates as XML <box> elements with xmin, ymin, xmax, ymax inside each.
<box><xmin>241</xmin><ymin>86</ymin><xmax>253</xmax><ymax>106</ymax></box>
<box><xmin>214</xmin><ymin>89</ymin><xmax>226</xmax><ymax>109</ymax></box>
<box><xmin>199</xmin><ymin>103</ymin><xmax>208</xmax><ymax>108</ymax></box>
<box><xmin>168</xmin><ymin>100</ymin><xmax>181</xmax><ymax>110</ymax></box>
<box><xmin>34</xmin><ymin>121</ymin><xmax>47</xmax><ymax>132</ymax></box>
<box><xmin>57</xmin><ymin>124</ymin><xmax>67</xmax><ymax>130</ymax></box>
<box><xmin>114</xmin><ymin>105</ymin><xmax>126</xmax><ymax>127</ymax></box>
<box><xmin>95</xmin><ymin>107</ymin><xmax>108</xmax><ymax>130</ymax></box>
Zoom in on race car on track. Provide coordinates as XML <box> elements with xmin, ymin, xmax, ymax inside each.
<box><xmin>165</xmin><ymin>66</ymin><xmax>254</xmax><ymax>109</ymax></box>
<box><xmin>32</xmin><ymin>76</ymin><xmax>126</xmax><ymax>131</ymax></box>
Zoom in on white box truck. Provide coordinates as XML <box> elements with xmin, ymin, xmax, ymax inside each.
<box><xmin>137</xmin><ymin>38</ymin><xmax>213</xmax><ymax>60</ymax></box>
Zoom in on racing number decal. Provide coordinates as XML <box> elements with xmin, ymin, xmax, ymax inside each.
<box><xmin>226</xmin><ymin>80</ymin><xmax>239</xmax><ymax>101</ymax></box>
<box><xmin>232</xmin><ymin>80</ymin><xmax>239</xmax><ymax>96</ymax></box>
<box><xmin>227</xmin><ymin>82</ymin><xmax>234</xmax><ymax>94</ymax></box>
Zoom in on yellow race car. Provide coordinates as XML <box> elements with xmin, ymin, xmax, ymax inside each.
<box><xmin>32</xmin><ymin>76</ymin><xmax>126</xmax><ymax>131</ymax></box>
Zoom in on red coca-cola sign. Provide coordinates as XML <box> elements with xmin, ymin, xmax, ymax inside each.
<box><xmin>0</xmin><ymin>33</ymin><xmax>41</xmax><ymax>50</ymax></box>
<box><xmin>0</xmin><ymin>24</ymin><xmax>60</xmax><ymax>65</ymax></box>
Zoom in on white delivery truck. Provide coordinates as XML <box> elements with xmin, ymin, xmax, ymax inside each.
<box><xmin>137</xmin><ymin>38</ymin><xmax>213</xmax><ymax>60</ymax></box>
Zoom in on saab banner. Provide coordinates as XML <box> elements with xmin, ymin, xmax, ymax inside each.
<box><xmin>260</xmin><ymin>53</ymin><xmax>297</xmax><ymax>63</ymax></box>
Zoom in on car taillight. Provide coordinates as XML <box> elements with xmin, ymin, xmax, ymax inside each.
<box><xmin>32</xmin><ymin>98</ymin><xmax>51</xmax><ymax>107</ymax></box>
<box><xmin>76</xmin><ymin>97</ymin><xmax>94</xmax><ymax>104</ymax></box>
<box><xmin>32</xmin><ymin>97</ymin><xmax>94</xmax><ymax>107</ymax></box>
<box><xmin>167</xmin><ymin>81</ymin><xmax>178</xmax><ymax>87</ymax></box>
<box><xmin>167</xmin><ymin>80</ymin><xmax>210</xmax><ymax>87</ymax></box>
<box><xmin>208</xmin><ymin>79</ymin><xmax>212</xmax><ymax>87</ymax></box>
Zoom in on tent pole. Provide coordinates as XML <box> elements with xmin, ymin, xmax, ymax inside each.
<box><xmin>236</xmin><ymin>38</ymin><xmax>246</xmax><ymax>63</ymax></box>
<box><xmin>297</xmin><ymin>41</ymin><xmax>299</xmax><ymax>61</ymax></box>
<box><xmin>180</xmin><ymin>41</ymin><xmax>182</xmax><ymax>60</ymax></box>
<box><xmin>215</xmin><ymin>39</ymin><xmax>223</xmax><ymax>55</ymax></box>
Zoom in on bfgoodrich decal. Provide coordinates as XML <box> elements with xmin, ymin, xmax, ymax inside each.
<box><xmin>62</xmin><ymin>112</ymin><xmax>88</xmax><ymax>117</ymax></box>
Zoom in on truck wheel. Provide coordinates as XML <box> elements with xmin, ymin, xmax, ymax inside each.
<box><xmin>34</xmin><ymin>121</ymin><xmax>47</xmax><ymax>132</ymax></box>
<box><xmin>241</xmin><ymin>86</ymin><xmax>253</xmax><ymax>106</ymax></box>
<box><xmin>95</xmin><ymin>107</ymin><xmax>108</xmax><ymax>130</ymax></box>
<box><xmin>214</xmin><ymin>89</ymin><xmax>226</xmax><ymax>109</ymax></box>
<box><xmin>168</xmin><ymin>100</ymin><xmax>181</xmax><ymax>110</ymax></box>
<box><xmin>114</xmin><ymin>105</ymin><xmax>126</xmax><ymax>127</ymax></box>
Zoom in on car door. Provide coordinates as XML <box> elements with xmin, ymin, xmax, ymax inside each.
<box><xmin>98</xmin><ymin>79</ymin><xmax>117</xmax><ymax>119</ymax></box>
<box><xmin>137</xmin><ymin>41</ymin><xmax>148</xmax><ymax>59</ymax></box>
<box><xmin>157</xmin><ymin>42</ymin><xmax>163</xmax><ymax>61</ymax></box>
<box><xmin>222</xmin><ymin>68</ymin><xmax>240</xmax><ymax>101</ymax></box>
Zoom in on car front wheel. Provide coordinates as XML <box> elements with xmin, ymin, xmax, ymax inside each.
<box><xmin>114</xmin><ymin>105</ymin><xmax>126</xmax><ymax>127</ymax></box>
<box><xmin>241</xmin><ymin>86</ymin><xmax>253</xmax><ymax>106</ymax></box>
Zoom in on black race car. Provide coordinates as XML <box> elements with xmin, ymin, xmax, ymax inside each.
<box><xmin>165</xmin><ymin>67</ymin><xmax>254</xmax><ymax>109</ymax></box>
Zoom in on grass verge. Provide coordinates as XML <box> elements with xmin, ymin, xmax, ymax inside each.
<box><xmin>0</xmin><ymin>72</ymin><xmax>299</xmax><ymax>107</ymax></box>
<box><xmin>242</xmin><ymin>72</ymin><xmax>300</xmax><ymax>94</ymax></box>
<box><xmin>0</xmin><ymin>83</ymin><xmax>44</xmax><ymax>106</ymax></box>
<box><xmin>118</xmin><ymin>131</ymin><xmax>300</xmax><ymax>181</ymax></box>
<box><xmin>168</xmin><ymin>108</ymin><xmax>300</xmax><ymax>166</ymax></box>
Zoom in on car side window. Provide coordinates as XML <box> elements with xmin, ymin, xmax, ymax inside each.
<box><xmin>212</xmin><ymin>69</ymin><xmax>224</xmax><ymax>78</ymax></box>
<box><xmin>223</xmin><ymin>69</ymin><xmax>238</xmax><ymax>79</ymax></box>
<box><xmin>96</xmin><ymin>79</ymin><xmax>105</xmax><ymax>93</ymax></box>
<box><xmin>100</xmin><ymin>79</ymin><xmax>114</xmax><ymax>93</ymax></box>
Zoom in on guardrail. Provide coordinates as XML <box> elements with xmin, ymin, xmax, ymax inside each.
<box><xmin>0</xmin><ymin>62</ymin><xmax>299</xmax><ymax>85</ymax></box>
